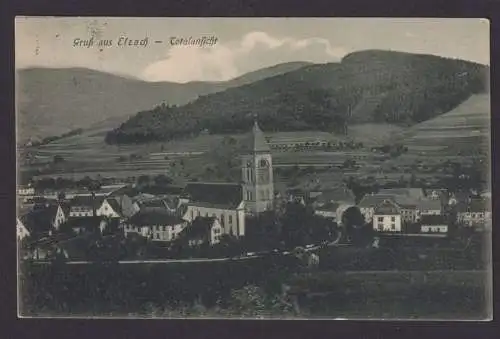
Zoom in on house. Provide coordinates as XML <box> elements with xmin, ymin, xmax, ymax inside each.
<box><xmin>179</xmin><ymin>216</ymin><xmax>223</xmax><ymax>246</ymax></box>
<box><xmin>372</xmin><ymin>199</ymin><xmax>402</xmax><ymax>232</ymax></box>
<box><xmin>181</xmin><ymin>182</ymin><xmax>246</xmax><ymax>237</ymax></box>
<box><xmin>457</xmin><ymin>199</ymin><xmax>491</xmax><ymax>228</ymax></box>
<box><xmin>358</xmin><ymin>194</ymin><xmax>395</xmax><ymax>223</ymax></box>
<box><xmin>68</xmin><ymin>195</ymin><xmax>105</xmax><ymax>217</ymax></box>
<box><xmin>17</xmin><ymin>218</ymin><xmax>30</xmax><ymax>240</ymax></box>
<box><xmin>123</xmin><ymin>209</ymin><xmax>187</xmax><ymax>242</ymax></box>
<box><xmin>96</xmin><ymin>195</ymin><xmax>139</xmax><ymax>219</ymax></box>
<box><xmin>20</xmin><ymin>203</ymin><xmax>67</xmax><ymax>237</ymax></box>
<box><xmin>420</xmin><ymin>215</ymin><xmax>449</xmax><ymax>234</ymax></box>
<box><xmin>62</xmin><ymin>216</ymin><xmax>107</xmax><ymax>235</ymax></box>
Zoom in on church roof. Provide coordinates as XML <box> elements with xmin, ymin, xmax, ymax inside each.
<box><xmin>241</xmin><ymin>120</ymin><xmax>270</xmax><ymax>154</ymax></box>
<box><xmin>183</xmin><ymin>182</ymin><xmax>243</xmax><ymax>209</ymax></box>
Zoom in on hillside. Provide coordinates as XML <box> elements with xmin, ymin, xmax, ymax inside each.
<box><xmin>17</xmin><ymin>62</ymin><xmax>311</xmax><ymax>143</ymax></box>
<box><xmin>106</xmin><ymin>50</ymin><xmax>489</xmax><ymax>145</ymax></box>
<box><xmin>396</xmin><ymin>94</ymin><xmax>490</xmax><ymax>157</ymax></box>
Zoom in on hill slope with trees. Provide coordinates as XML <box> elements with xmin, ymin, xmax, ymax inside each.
<box><xmin>105</xmin><ymin>50</ymin><xmax>488</xmax><ymax>145</ymax></box>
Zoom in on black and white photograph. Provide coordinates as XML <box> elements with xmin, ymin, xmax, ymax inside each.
<box><xmin>15</xmin><ymin>17</ymin><xmax>492</xmax><ymax>320</ymax></box>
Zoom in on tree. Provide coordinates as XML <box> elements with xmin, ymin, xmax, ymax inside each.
<box><xmin>154</xmin><ymin>174</ymin><xmax>173</xmax><ymax>186</ymax></box>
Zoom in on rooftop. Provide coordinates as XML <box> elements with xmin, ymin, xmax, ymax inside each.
<box><xmin>128</xmin><ymin>210</ymin><xmax>185</xmax><ymax>227</ymax></box>
<box><xmin>183</xmin><ymin>182</ymin><xmax>243</xmax><ymax>209</ymax></box>
<box><xmin>374</xmin><ymin>200</ymin><xmax>400</xmax><ymax>215</ymax></box>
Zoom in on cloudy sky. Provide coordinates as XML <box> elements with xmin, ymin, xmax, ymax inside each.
<box><xmin>15</xmin><ymin>17</ymin><xmax>490</xmax><ymax>83</ymax></box>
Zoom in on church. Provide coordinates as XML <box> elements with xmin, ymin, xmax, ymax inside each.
<box><xmin>181</xmin><ymin>120</ymin><xmax>274</xmax><ymax>237</ymax></box>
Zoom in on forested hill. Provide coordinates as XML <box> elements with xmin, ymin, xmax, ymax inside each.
<box><xmin>18</xmin><ymin>62</ymin><xmax>311</xmax><ymax>143</ymax></box>
<box><xmin>105</xmin><ymin>50</ymin><xmax>489</xmax><ymax>145</ymax></box>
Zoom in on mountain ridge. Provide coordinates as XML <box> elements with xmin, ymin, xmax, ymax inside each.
<box><xmin>17</xmin><ymin>61</ymin><xmax>312</xmax><ymax>143</ymax></box>
<box><xmin>105</xmin><ymin>50</ymin><xmax>489</xmax><ymax>145</ymax></box>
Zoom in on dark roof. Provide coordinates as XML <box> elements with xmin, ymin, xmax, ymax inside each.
<box><xmin>417</xmin><ymin>199</ymin><xmax>442</xmax><ymax>211</ymax></box>
<box><xmin>180</xmin><ymin>216</ymin><xmax>217</xmax><ymax>239</ymax></box>
<box><xmin>457</xmin><ymin>199</ymin><xmax>490</xmax><ymax>213</ymax></box>
<box><xmin>374</xmin><ymin>200</ymin><xmax>400</xmax><ymax>215</ymax></box>
<box><xmin>21</xmin><ymin>206</ymin><xmax>59</xmax><ymax>234</ymax></box>
<box><xmin>420</xmin><ymin>214</ymin><xmax>448</xmax><ymax>225</ymax></box>
<box><xmin>128</xmin><ymin>210</ymin><xmax>184</xmax><ymax>227</ymax></box>
<box><xmin>183</xmin><ymin>182</ymin><xmax>243</xmax><ymax>209</ymax></box>
<box><xmin>240</xmin><ymin>120</ymin><xmax>271</xmax><ymax>154</ymax></box>
<box><xmin>108</xmin><ymin>185</ymin><xmax>139</xmax><ymax>197</ymax></box>
<box><xmin>141</xmin><ymin>185</ymin><xmax>184</xmax><ymax>196</ymax></box>
<box><xmin>69</xmin><ymin>195</ymin><xmax>105</xmax><ymax>208</ymax></box>
<box><xmin>316</xmin><ymin>187</ymin><xmax>356</xmax><ymax>204</ymax></box>
<box><xmin>59</xmin><ymin>202</ymin><xmax>71</xmax><ymax>216</ymax></box>
<box><xmin>358</xmin><ymin>194</ymin><xmax>395</xmax><ymax>208</ymax></box>
<box><xmin>139</xmin><ymin>199</ymin><xmax>167</xmax><ymax>208</ymax></box>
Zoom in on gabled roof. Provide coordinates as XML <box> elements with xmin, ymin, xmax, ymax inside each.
<box><xmin>69</xmin><ymin>195</ymin><xmax>105</xmax><ymax>208</ymax></box>
<box><xmin>378</xmin><ymin>188</ymin><xmax>425</xmax><ymax>200</ymax></box>
<box><xmin>21</xmin><ymin>205</ymin><xmax>60</xmax><ymax>234</ymax></box>
<box><xmin>374</xmin><ymin>200</ymin><xmax>400</xmax><ymax>215</ymax></box>
<box><xmin>128</xmin><ymin>210</ymin><xmax>184</xmax><ymax>227</ymax></box>
<box><xmin>417</xmin><ymin>199</ymin><xmax>442</xmax><ymax>211</ymax></box>
<box><xmin>420</xmin><ymin>214</ymin><xmax>448</xmax><ymax>225</ymax></box>
<box><xmin>183</xmin><ymin>182</ymin><xmax>243</xmax><ymax>209</ymax></box>
<box><xmin>358</xmin><ymin>194</ymin><xmax>395</xmax><ymax>208</ymax></box>
<box><xmin>457</xmin><ymin>199</ymin><xmax>490</xmax><ymax>213</ymax></box>
<box><xmin>141</xmin><ymin>185</ymin><xmax>184</xmax><ymax>196</ymax></box>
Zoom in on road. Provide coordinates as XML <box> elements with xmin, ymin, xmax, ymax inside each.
<box><xmin>28</xmin><ymin>241</ymin><xmax>350</xmax><ymax>265</ymax></box>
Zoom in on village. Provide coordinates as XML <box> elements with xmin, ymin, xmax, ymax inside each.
<box><xmin>16</xmin><ymin>120</ymin><xmax>491</xmax><ymax>263</ymax></box>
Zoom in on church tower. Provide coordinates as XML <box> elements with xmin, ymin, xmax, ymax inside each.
<box><xmin>241</xmin><ymin>119</ymin><xmax>274</xmax><ymax>215</ymax></box>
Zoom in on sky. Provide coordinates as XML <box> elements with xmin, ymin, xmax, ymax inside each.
<box><xmin>15</xmin><ymin>17</ymin><xmax>490</xmax><ymax>83</ymax></box>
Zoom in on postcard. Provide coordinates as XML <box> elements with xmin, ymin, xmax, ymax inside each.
<box><xmin>16</xmin><ymin>17</ymin><xmax>492</xmax><ymax>320</ymax></box>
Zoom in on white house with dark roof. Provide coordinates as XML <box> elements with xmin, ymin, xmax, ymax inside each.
<box><xmin>358</xmin><ymin>194</ymin><xmax>395</xmax><ymax>223</ymax></box>
<box><xmin>372</xmin><ymin>199</ymin><xmax>402</xmax><ymax>232</ymax></box>
<box><xmin>124</xmin><ymin>209</ymin><xmax>187</xmax><ymax>242</ymax></box>
<box><xmin>68</xmin><ymin>195</ymin><xmax>105</xmax><ymax>217</ymax></box>
<box><xmin>420</xmin><ymin>215</ymin><xmax>449</xmax><ymax>234</ymax></box>
<box><xmin>96</xmin><ymin>195</ymin><xmax>139</xmax><ymax>219</ymax></box>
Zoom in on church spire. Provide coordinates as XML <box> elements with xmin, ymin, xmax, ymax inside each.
<box><xmin>250</xmin><ymin>115</ymin><xmax>269</xmax><ymax>153</ymax></box>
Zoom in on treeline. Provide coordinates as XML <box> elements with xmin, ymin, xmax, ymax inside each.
<box><xmin>105</xmin><ymin>50</ymin><xmax>488</xmax><ymax>145</ymax></box>
<box><xmin>28</xmin><ymin>128</ymin><xmax>83</xmax><ymax>147</ymax></box>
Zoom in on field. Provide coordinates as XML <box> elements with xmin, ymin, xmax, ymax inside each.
<box><xmin>18</xmin><ymin>94</ymin><xmax>490</xmax><ymax>186</ymax></box>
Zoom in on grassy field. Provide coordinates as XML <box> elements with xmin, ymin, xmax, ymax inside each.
<box><xmin>19</xmin><ymin>95</ymin><xmax>490</xmax><ymax>184</ymax></box>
